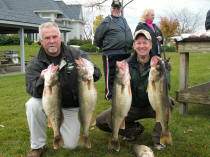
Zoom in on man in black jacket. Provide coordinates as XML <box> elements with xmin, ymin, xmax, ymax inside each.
<box><xmin>25</xmin><ymin>22</ymin><xmax>101</xmax><ymax>157</ymax></box>
<box><xmin>205</xmin><ymin>10</ymin><xmax>210</xmax><ymax>30</ymax></box>
<box><xmin>94</xmin><ymin>0</ymin><xmax>133</xmax><ymax>100</ymax></box>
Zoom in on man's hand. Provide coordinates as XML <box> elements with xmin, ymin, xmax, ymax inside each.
<box><xmin>40</xmin><ymin>69</ymin><xmax>48</xmax><ymax>80</ymax></box>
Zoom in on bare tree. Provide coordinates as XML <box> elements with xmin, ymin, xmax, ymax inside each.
<box><xmin>166</xmin><ymin>8</ymin><xmax>203</xmax><ymax>35</ymax></box>
<box><xmin>67</xmin><ymin>0</ymin><xmax>135</xmax><ymax>40</ymax></box>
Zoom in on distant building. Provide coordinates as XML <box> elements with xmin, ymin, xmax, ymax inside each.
<box><xmin>0</xmin><ymin>0</ymin><xmax>85</xmax><ymax>41</ymax></box>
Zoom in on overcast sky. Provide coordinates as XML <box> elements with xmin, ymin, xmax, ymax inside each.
<box><xmin>64</xmin><ymin>0</ymin><xmax>210</xmax><ymax>33</ymax></box>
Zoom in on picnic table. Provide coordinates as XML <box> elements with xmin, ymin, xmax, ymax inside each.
<box><xmin>0</xmin><ymin>50</ymin><xmax>19</xmax><ymax>74</ymax></box>
<box><xmin>174</xmin><ymin>37</ymin><xmax>210</xmax><ymax>114</ymax></box>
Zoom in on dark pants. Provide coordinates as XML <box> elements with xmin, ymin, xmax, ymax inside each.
<box><xmin>96</xmin><ymin>106</ymin><xmax>162</xmax><ymax>144</ymax></box>
<box><xmin>102</xmin><ymin>54</ymin><xmax>130</xmax><ymax>100</ymax></box>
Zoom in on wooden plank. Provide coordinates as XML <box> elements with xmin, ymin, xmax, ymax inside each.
<box><xmin>184</xmin><ymin>82</ymin><xmax>210</xmax><ymax>93</ymax></box>
<box><xmin>179</xmin><ymin>53</ymin><xmax>189</xmax><ymax>114</ymax></box>
<box><xmin>176</xmin><ymin>90</ymin><xmax>210</xmax><ymax>105</ymax></box>
<box><xmin>177</xmin><ymin>42</ymin><xmax>210</xmax><ymax>53</ymax></box>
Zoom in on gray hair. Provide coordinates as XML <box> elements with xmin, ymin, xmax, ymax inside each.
<box><xmin>39</xmin><ymin>22</ymin><xmax>61</xmax><ymax>40</ymax></box>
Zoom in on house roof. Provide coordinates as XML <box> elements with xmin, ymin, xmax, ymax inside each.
<box><xmin>55</xmin><ymin>1</ymin><xmax>84</xmax><ymax>21</ymax></box>
<box><xmin>0</xmin><ymin>0</ymin><xmax>84</xmax><ymax>34</ymax></box>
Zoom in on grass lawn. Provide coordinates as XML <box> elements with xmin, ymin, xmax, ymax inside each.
<box><xmin>0</xmin><ymin>46</ymin><xmax>210</xmax><ymax>157</ymax></box>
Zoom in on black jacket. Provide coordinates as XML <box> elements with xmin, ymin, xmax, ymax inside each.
<box><xmin>25</xmin><ymin>43</ymin><xmax>102</xmax><ymax>108</ymax></box>
<box><xmin>205</xmin><ymin>10</ymin><xmax>210</xmax><ymax>30</ymax></box>
<box><xmin>126</xmin><ymin>53</ymin><xmax>151</xmax><ymax>108</ymax></box>
<box><xmin>94</xmin><ymin>15</ymin><xmax>133</xmax><ymax>55</ymax></box>
<box><xmin>135</xmin><ymin>22</ymin><xmax>164</xmax><ymax>57</ymax></box>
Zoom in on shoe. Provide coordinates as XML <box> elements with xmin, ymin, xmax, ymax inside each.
<box><xmin>27</xmin><ymin>146</ymin><xmax>46</xmax><ymax>157</ymax></box>
<box><xmin>154</xmin><ymin>143</ymin><xmax>166</xmax><ymax>150</ymax></box>
<box><xmin>120</xmin><ymin>122</ymin><xmax>144</xmax><ymax>141</ymax></box>
<box><xmin>122</xmin><ymin>135</ymin><xmax>136</xmax><ymax>141</ymax></box>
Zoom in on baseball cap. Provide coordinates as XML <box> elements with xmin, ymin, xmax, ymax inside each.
<box><xmin>111</xmin><ymin>0</ymin><xmax>122</xmax><ymax>8</ymax></box>
<box><xmin>134</xmin><ymin>29</ymin><xmax>152</xmax><ymax>41</ymax></box>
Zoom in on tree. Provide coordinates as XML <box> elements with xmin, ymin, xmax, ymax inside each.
<box><xmin>166</xmin><ymin>8</ymin><xmax>203</xmax><ymax>35</ymax></box>
<box><xmin>93</xmin><ymin>15</ymin><xmax>103</xmax><ymax>34</ymax></box>
<box><xmin>159</xmin><ymin>17</ymin><xmax>179</xmax><ymax>44</ymax></box>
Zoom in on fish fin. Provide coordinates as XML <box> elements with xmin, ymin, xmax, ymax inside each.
<box><xmin>128</xmin><ymin>85</ymin><xmax>132</xmax><ymax>96</ymax></box>
<box><xmin>146</xmin><ymin>83</ymin><xmax>149</xmax><ymax>93</ymax></box>
<box><xmin>155</xmin><ymin>113</ymin><xmax>159</xmax><ymax>121</ymax></box>
<box><xmin>160</xmin><ymin>131</ymin><xmax>173</xmax><ymax>145</ymax></box>
<box><xmin>121</xmin><ymin>85</ymin><xmax>125</xmax><ymax>94</ymax></box>
<box><xmin>152</xmin><ymin>81</ymin><xmax>156</xmax><ymax>91</ymax></box>
<box><xmin>78</xmin><ymin>135</ymin><xmax>91</xmax><ymax>149</ymax></box>
<box><xmin>120</xmin><ymin>119</ymin><xmax>125</xmax><ymax>129</ymax></box>
<box><xmin>53</xmin><ymin>135</ymin><xmax>64</xmax><ymax>149</ymax></box>
<box><xmin>88</xmin><ymin>80</ymin><xmax>91</xmax><ymax>90</ymax></box>
<box><xmin>108</xmin><ymin>137</ymin><xmax>120</xmax><ymax>152</ymax></box>
<box><xmin>43</xmin><ymin>88</ymin><xmax>47</xmax><ymax>96</ymax></box>
<box><xmin>90</xmin><ymin>114</ymin><xmax>96</xmax><ymax>127</ymax></box>
<box><xmin>49</xmin><ymin>87</ymin><xmax>52</xmax><ymax>95</ymax></box>
<box><xmin>48</xmin><ymin>119</ymin><xmax>52</xmax><ymax>128</ymax></box>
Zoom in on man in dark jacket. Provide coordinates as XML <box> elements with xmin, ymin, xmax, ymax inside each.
<box><xmin>25</xmin><ymin>22</ymin><xmax>101</xmax><ymax>157</ymax></box>
<box><xmin>205</xmin><ymin>10</ymin><xmax>210</xmax><ymax>30</ymax></box>
<box><xmin>96</xmin><ymin>29</ymin><xmax>173</xmax><ymax>150</ymax></box>
<box><xmin>94</xmin><ymin>0</ymin><xmax>133</xmax><ymax>100</ymax></box>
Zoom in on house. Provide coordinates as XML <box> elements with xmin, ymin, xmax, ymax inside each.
<box><xmin>0</xmin><ymin>0</ymin><xmax>85</xmax><ymax>72</ymax></box>
<box><xmin>0</xmin><ymin>0</ymin><xmax>85</xmax><ymax>41</ymax></box>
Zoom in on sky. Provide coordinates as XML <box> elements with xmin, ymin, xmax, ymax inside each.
<box><xmin>64</xmin><ymin>0</ymin><xmax>210</xmax><ymax>33</ymax></box>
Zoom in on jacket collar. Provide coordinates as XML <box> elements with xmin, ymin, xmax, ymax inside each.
<box><xmin>128</xmin><ymin>52</ymin><xmax>151</xmax><ymax>70</ymax></box>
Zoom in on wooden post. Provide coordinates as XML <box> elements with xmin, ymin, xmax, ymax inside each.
<box><xmin>179</xmin><ymin>52</ymin><xmax>189</xmax><ymax>114</ymax></box>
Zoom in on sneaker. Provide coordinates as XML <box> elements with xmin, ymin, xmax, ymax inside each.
<box><xmin>120</xmin><ymin>122</ymin><xmax>144</xmax><ymax>141</ymax></box>
<box><xmin>154</xmin><ymin>143</ymin><xmax>166</xmax><ymax>150</ymax></box>
<box><xmin>27</xmin><ymin>146</ymin><xmax>46</xmax><ymax>157</ymax></box>
<box><xmin>122</xmin><ymin>135</ymin><xmax>136</xmax><ymax>141</ymax></box>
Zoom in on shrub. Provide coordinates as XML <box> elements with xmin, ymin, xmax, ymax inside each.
<box><xmin>0</xmin><ymin>34</ymin><xmax>33</xmax><ymax>45</ymax></box>
<box><xmin>80</xmin><ymin>43</ymin><xmax>100</xmax><ymax>52</ymax></box>
<box><xmin>161</xmin><ymin>45</ymin><xmax>176</xmax><ymax>52</ymax></box>
<box><xmin>67</xmin><ymin>39</ymin><xmax>92</xmax><ymax>46</ymax></box>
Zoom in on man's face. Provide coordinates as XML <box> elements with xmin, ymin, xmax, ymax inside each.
<box><xmin>111</xmin><ymin>7</ymin><xmax>121</xmax><ymax>17</ymax></box>
<box><xmin>40</xmin><ymin>26</ymin><xmax>62</xmax><ymax>56</ymax></box>
<box><xmin>134</xmin><ymin>35</ymin><xmax>152</xmax><ymax>56</ymax></box>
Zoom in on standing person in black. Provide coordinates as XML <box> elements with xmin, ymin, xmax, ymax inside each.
<box><xmin>135</xmin><ymin>9</ymin><xmax>164</xmax><ymax>57</ymax></box>
<box><xmin>94</xmin><ymin>0</ymin><xmax>133</xmax><ymax>100</ymax></box>
<box><xmin>205</xmin><ymin>10</ymin><xmax>210</xmax><ymax>30</ymax></box>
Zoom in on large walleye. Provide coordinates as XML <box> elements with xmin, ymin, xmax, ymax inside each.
<box><xmin>42</xmin><ymin>64</ymin><xmax>64</xmax><ymax>149</ymax></box>
<box><xmin>147</xmin><ymin>56</ymin><xmax>172</xmax><ymax>145</ymax></box>
<box><xmin>109</xmin><ymin>60</ymin><xmax>132</xmax><ymax>152</ymax></box>
<box><xmin>133</xmin><ymin>144</ymin><xmax>154</xmax><ymax>157</ymax></box>
<box><xmin>75</xmin><ymin>57</ymin><xmax>97</xmax><ymax>149</ymax></box>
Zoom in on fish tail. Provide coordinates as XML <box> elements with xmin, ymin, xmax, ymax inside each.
<box><xmin>108</xmin><ymin>137</ymin><xmax>120</xmax><ymax>152</ymax></box>
<box><xmin>120</xmin><ymin>119</ymin><xmax>125</xmax><ymax>129</ymax></box>
<box><xmin>160</xmin><ymin>131</ymin><xmax>172</xmax><ymax>145</ymax></box>
<box><xmin>53</xmin><ymin>135</ymin><xmax>64</xmax><ymax>149</ymax></box>
<box><xmin>78</xmin><ymin>135</ymin><xmax>91</xmax><ymax>149</ymax></box>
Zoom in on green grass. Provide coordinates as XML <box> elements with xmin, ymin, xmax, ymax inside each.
<box><xmin>0</xmin><ymin>49</ymin><xmax>210</xmax><ymax>157</ymax></box>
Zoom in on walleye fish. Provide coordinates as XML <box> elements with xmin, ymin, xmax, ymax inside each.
<box><xmin>133</xmin><ymin>144</ymin><xmax>154</xmax><ymax>157</ymax></box>
<box><xmin>147</xmin><ymin>56</ymin><xmax>172</xmax><ymax>145</ymax></box>
<box><xmin>75</xmin><ymin>57</ymin><xmax>97</xmax><ymax>149</ymax></box>
<box><xmin>109</xmin><ymin>60</ymin><xmax>132</xmax><ymax>152</ymax></box>
<box><xmin>42</xmin><ymin>64</ymin><xmax>64</xmax><ymax>149</ymax></box>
